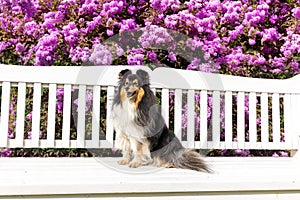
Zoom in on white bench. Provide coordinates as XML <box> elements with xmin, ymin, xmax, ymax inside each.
<box><xmin>0</xmin><ymin>65</ymin><xmax>299</xmax><ymax>200</ymax></box>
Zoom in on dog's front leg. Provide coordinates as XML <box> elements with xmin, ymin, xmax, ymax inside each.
<box><xmin>116</xmin><ymin>131</ymin><xmax>131</xmax><ymax>165</ymax></box>
<box><xmin>128</xmin><ymin>138</ymin><xmax>152</xmax><ymax>168</ymax></box>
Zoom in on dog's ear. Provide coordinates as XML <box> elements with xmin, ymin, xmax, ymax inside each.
<box><xmin>118</xmin><ymin>69</ymin><xmax>131</xmax><ymax>80</ymax></box>
<box><xmin>136</xmin><ymin>70</ymin><xmax>150</xmax><ymax>85</ymax></box>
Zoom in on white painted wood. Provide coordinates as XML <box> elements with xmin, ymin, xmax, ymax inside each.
<box><xmin>0</xmin><ymin>157</ymin><xmax>299</xmax><ymax>200</ymax></box>
<box><xmin>237</xmin><ymin>92</ymin><xmax>245</xmax><ymax>149</ymax></box>
<box><xmin>91</xmin><ymin>85</ymin><xmax>101</xmax><ymax>148</ymax></box>
<box><xmin>261</xmin><ymin>93</ymin><xmax>269</xmax><ymax>148</ymax></box>
<box><xmin>212</xmin><ymin>91</ymin><xmax>220</xmax><ymax>149</ymax></box>
<box><xmin>0</xmin><ymin>65</ymin><xmax>298</xmax><ymax>152</ymax></box>
<box><xmin>46</xmin><ymin>84</ymin><xmax>57</xmax><ymax>148</ymax></box>
<box><xmin>1</xmin><ymin>65</ymin><xmax>300</xmax><ymax>93</ymax></box>
<box><xmin>249</xmin><ymin>92</ymin><xmax>257</xmax><ymax>148</ymax></box>
<box><xmin>106</xmin><ymin>86</ymin><xmax>115</xmax><ymax>148</ymax></box>
<box><xmin>161</xmin><ymin>88</ymin><xmax>169</xmax><ymax>127</ymax></box>
<box><xmin>13</xmin><ymin>82</ymin><xmax>26</xmax><ymax>147</ymax></box>
<box><xmin>272</xmin><ymin>93</ymin><xmax>281</xmax><ymax>146</ymax></box>
<box><xmin>291</xmin><ymin>94</ymin><xmax>300</xmax><ymax>149</ymax></box>
<box><xmin>30</xmin><ymin>83</ymin><xmax>42</xmax><ymax>148</ymax></box>
<box><xmin>284</xmin><ymin>94</ymin><xmax>293</xmax><ymax>149</ymax></box>
<box><xmin>187</xmin><ymin>90</ymin><xmax>195</xmax><ymax>148</ymax></box>
<box><xmin>174</xmin><ymin>89</ymin><xmax>182</xmax><ymax>140</ymax></box>
<box><xmin>62</xmin><ymin>85</ymin><xmax>72</xmax><ymax>148</ymax></box>
<box><xmin>200</xmin><ymin>90</ymin><xmax>208</xmax><ymax>149</ymax></box>
<box><xmin>0</xmin><ymin>82</ymin><xmax>11</xmax><ymax>147</ymax></box>
<box><xmin>77</xmin><ymin>85</ymin><xmax>86</xmax><ymax>148</ymax></box>
<box><xmin>224</xmin><ymin>91</ymin><xmax>233</xmax><ymax>148</ymax></box>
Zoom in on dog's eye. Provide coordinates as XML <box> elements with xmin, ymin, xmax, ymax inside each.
<box><xmin>125</xmin><ymin>81</ymin><xmax>129</xmax><ymax>85</ymax></box>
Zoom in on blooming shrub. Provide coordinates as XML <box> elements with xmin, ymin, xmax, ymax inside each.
<box><xmin>0</xmin><ymin>0</ymin><xmax>299</xmax><ymax>157</ymax></box>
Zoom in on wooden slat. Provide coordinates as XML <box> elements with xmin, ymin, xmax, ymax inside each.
<box><xmin>161</xmin><ymin>88</ymin><xmax>169</xmax><ymax>127</ymax></box>
<box><xmin>212</xmin><ymin>91</ymin><xmax>220</xmax><ymax>149</ymax></box>
<box><xmin>62</xmin><ymin>85</ymin><xmax>72</xmax><ymax>148</ymax></box>
<box><xmin>91</xmin><ymin>85</ymin><xmax>101</xmax><ymax>148</ymax></box>
<box><xmin>174</xmin><ymin>89</ymin><xmax>182</xmax><ymax>140</ymax></box>
<box><xmin>224</xmin><ymin>91</ymin><xmax>233</xmax><ymax>149</ymax></box>
<box><xmin>105</xmin><ymin>86</ymin><xmax>115</xmax><ymax>148</ymax></box>
<box><xmin>261</xmin><ymin>93</ymin><xmax>269</xmax><ymax>148</ymax></box>
<box><xmin>76</xmin><ymin>85</ymin><xmax>86</xmax><ymax>148</ymax></box>
<box><xmin>272</xmin><ymin>93</ymin><xmax>280</xmax><ymax>146</ymax></box>
<box><xmin>283</xmin><ymin>94</ymin><xmax>292</xmax><ymax>148</ymax></box>
<box><xmin>31</xmin><ymin>83</ymin><xmax>42</xmax><ymax>147</ymax></box>
<box><xmin>237</xmin><ymin>92</ymin><xmax>245</xmax><ymax>149</ymax></box>
<box><xmin>0</xmin><ymin>82</ymin><xmax>11</xmax><ymax>147</ymax></box>
<box><xmin>14</xmin><ymin>82</ymin><xmax>26</xmax><ymax>147</ymax></box>
<box><xmin>249</xmin><ymin>92</ymin><xmax>257</xmax><ymax>148</ymax></box>
<box><xmin>46</xmin><ymin>84</ymin><xmax>57</xmax><ymax>148</ymax></box>
<box><xmin>187</xmin><ymin>90</ymin><xmax>195</xmax><ymax>148</ymax></box>
<box><xmin>200</xmin><ymin>90</ymin><xmax>208</xmax><ymax>149</ymax></box>
<box><xmin>291</xmin><ymin>94</ymin><xmax>300</xmax><ymax>149</ymax></box>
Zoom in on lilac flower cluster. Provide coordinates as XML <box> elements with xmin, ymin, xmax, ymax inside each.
<box><xmin>0</xmin><ymin>0</ymin><xmax>299</xmax><ymax>157</ymax></box>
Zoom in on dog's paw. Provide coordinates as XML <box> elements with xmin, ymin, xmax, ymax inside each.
<box><xmin>118</xmin><ymin>159</ymin><xmax>130</xmax><ymax>165</ymax></box>
<box><xmin>128</xmin><ymin>161</ymin><xmax>141</xmax><ymax>168</ymax></box>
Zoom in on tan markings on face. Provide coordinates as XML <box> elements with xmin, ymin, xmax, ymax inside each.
<box><xmin>134</xmin><ymin>88</ymin><xmax>145</xmax><ymax>110</ymax></box>
<box><xmin>133</xmin><ymin>79</ymin><xmax>138</xmax><ymax>84</ymax></box>
<box><xmin>120</xmin><ymin>86</ymin><xmax>126</xmax><ymax>102</ymax></box>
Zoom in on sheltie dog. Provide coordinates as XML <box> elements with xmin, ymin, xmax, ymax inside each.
<box><xmin>111</xmin><ymin>69</ymin><xmax>210</xmax><ymax>172</ymax></box>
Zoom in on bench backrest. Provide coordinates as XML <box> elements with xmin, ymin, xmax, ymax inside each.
<box><xmin>0</xmin><ymin>65</ymin><xmax>299</xmax><ymax>151</ymax></box>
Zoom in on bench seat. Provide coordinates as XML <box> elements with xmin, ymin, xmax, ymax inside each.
<box><xmin>0</xmin><ymin>157</ymin><xmax>299</xmax><ymax>199</ymax></box>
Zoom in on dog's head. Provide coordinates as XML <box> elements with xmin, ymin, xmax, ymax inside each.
<box><xmin>118</xmin><ymin>69</ymin><xmax>150</xmax><ymax>104</ymax></box>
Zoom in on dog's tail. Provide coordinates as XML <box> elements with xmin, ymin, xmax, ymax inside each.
<box><xmin>173</xmin><ymin>149</ymin><xmax>212</xmax><ymax>173</ymax></box>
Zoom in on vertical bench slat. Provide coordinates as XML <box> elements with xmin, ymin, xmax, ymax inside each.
<box><xmin>0</xmin><ymin>82</ymin><xmax>11</xmax><ymax>147</ymax></box>
<box><xmin>283</xmin><ymin>94</ymin><xmax>292</xmax><ymax>149</ymax></box>
<box><xmin>47</xmin><ymin>84</ymin><xmax>57</xmax><ymax>148</ymax></box>
<box><xmin>187</xmin><ymin>90</ymin><xmax>195</xmax><ymax>148</ymax></box>
<box><xmin>225</xmin><ymin>91</ymin><xmax>233</xmax><ymax>149</ymax></box>
<box><xmin>77</xmin><ymin>85</ymin><xmax>86</xmax><ymax>148</ymax></box>
<box><xmin>212</xmin><ymin>91</ymin><xmax>220</xmax><ymax>149</ymax></box>
<box><xmin>91</xmin><ymin>85</ymin><xmax>101</xmax><ymax>148</ymax></box>
<box><xmin>31</xmin><ymin>83</ymin><xmax>42</xmax><ymax>147</ymax></box>
<box><xmin>62</xmin><ymin>84</ymin><xmax>72</xmax><ymax>148</ymax></box>
<box><xmin>249</xmin><ymin>92</ymin><xmax>257</xmax><ymax>148</ymax></box>
<box><xmin>291</xmin><ymin>94</ymin><xmax>300</xmax><ymax>149</ymax></box>
<box><xmin>161</xmin><ymin>89</ymin><xmax>169</xmax><ymax>127</ymax></box>
<box><xmin>14</xmin><ymin>82</ymin><xmax>26</xmax><ymax>147</ymax></box>
<box><xmin>106</xmin><ymin>86</ymin><xmax>114</xmax><ymax>148</ymax></box>
<box><xmin>272</xmin><ymin>93</ymin><xmax>281</xmax><ymax>147</ymax></box>
<box><xmin>200</xmin><ymin>90</ymin><xmax>208</xmax><ymax>149</ymax></box>
<box><xmin>237</xmin><ymin>92</ymin><xmax>245</xmax><ymax>149</ymax></box>
<box><xmin>261</xmin><ymin>93</ymin><xmax>269</xmax><ymax>148</ymax></box>
<box><xmin>174</xmin><ymin>89</ymin><xmax>182</xmax><ymax>141</ymax></box>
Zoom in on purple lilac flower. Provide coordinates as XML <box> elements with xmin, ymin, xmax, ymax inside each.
<box><xmin>146</xmin><ymin>50</ymin><xmax>158</xmax><ymax>63</ymax></box>
<box><xmin>73</xmin><ymin>90</ymin><xmax>93</xmax><ymax>112</ymax></box>
<box><xmin>34</xmin><ymin>32</ymin><xmax>59</xmax><ymax>66</ymax></box>
<box><xmin>139</xmin><ymin>25</ymin><xmax>176</xmax><ymax>51</ymax></box>
<box><xmin>127</xmin><ymin>52</ymin><xmax>144</xmax><ymax>65</ymax></box>
<box><xmin>168</xmin><ymin>52</ymin><xmax>177</xmax><ymax>62</ymax></box>
<box><xmin>0</xmin><ymin>42</ymin><xmax>11</xmax><ymax>53</ymax></box>
<box><xmin>292</xmin><ymin>7</ymin><xmax>300</xmax><ymax>20</ymax></box>
<box><xmin>118</xmin><ymin>19</ymin><xmax>139</xmax><ymax>32</ymax></box>
<box><xmin>89</xmin><ymin>44</ymin><xmax>112</xmax><ymax>65</ymax></box>
<box><xmin>15</xmin><ymin>43</ymin><xmax>25</xmax><ymax>53</ymax></box>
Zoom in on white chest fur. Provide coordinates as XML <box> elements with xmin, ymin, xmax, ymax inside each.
<box><xmin>111</xmin><ymin>100</ymin><xmax>145</xmax><ymax>140</ymax></box>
